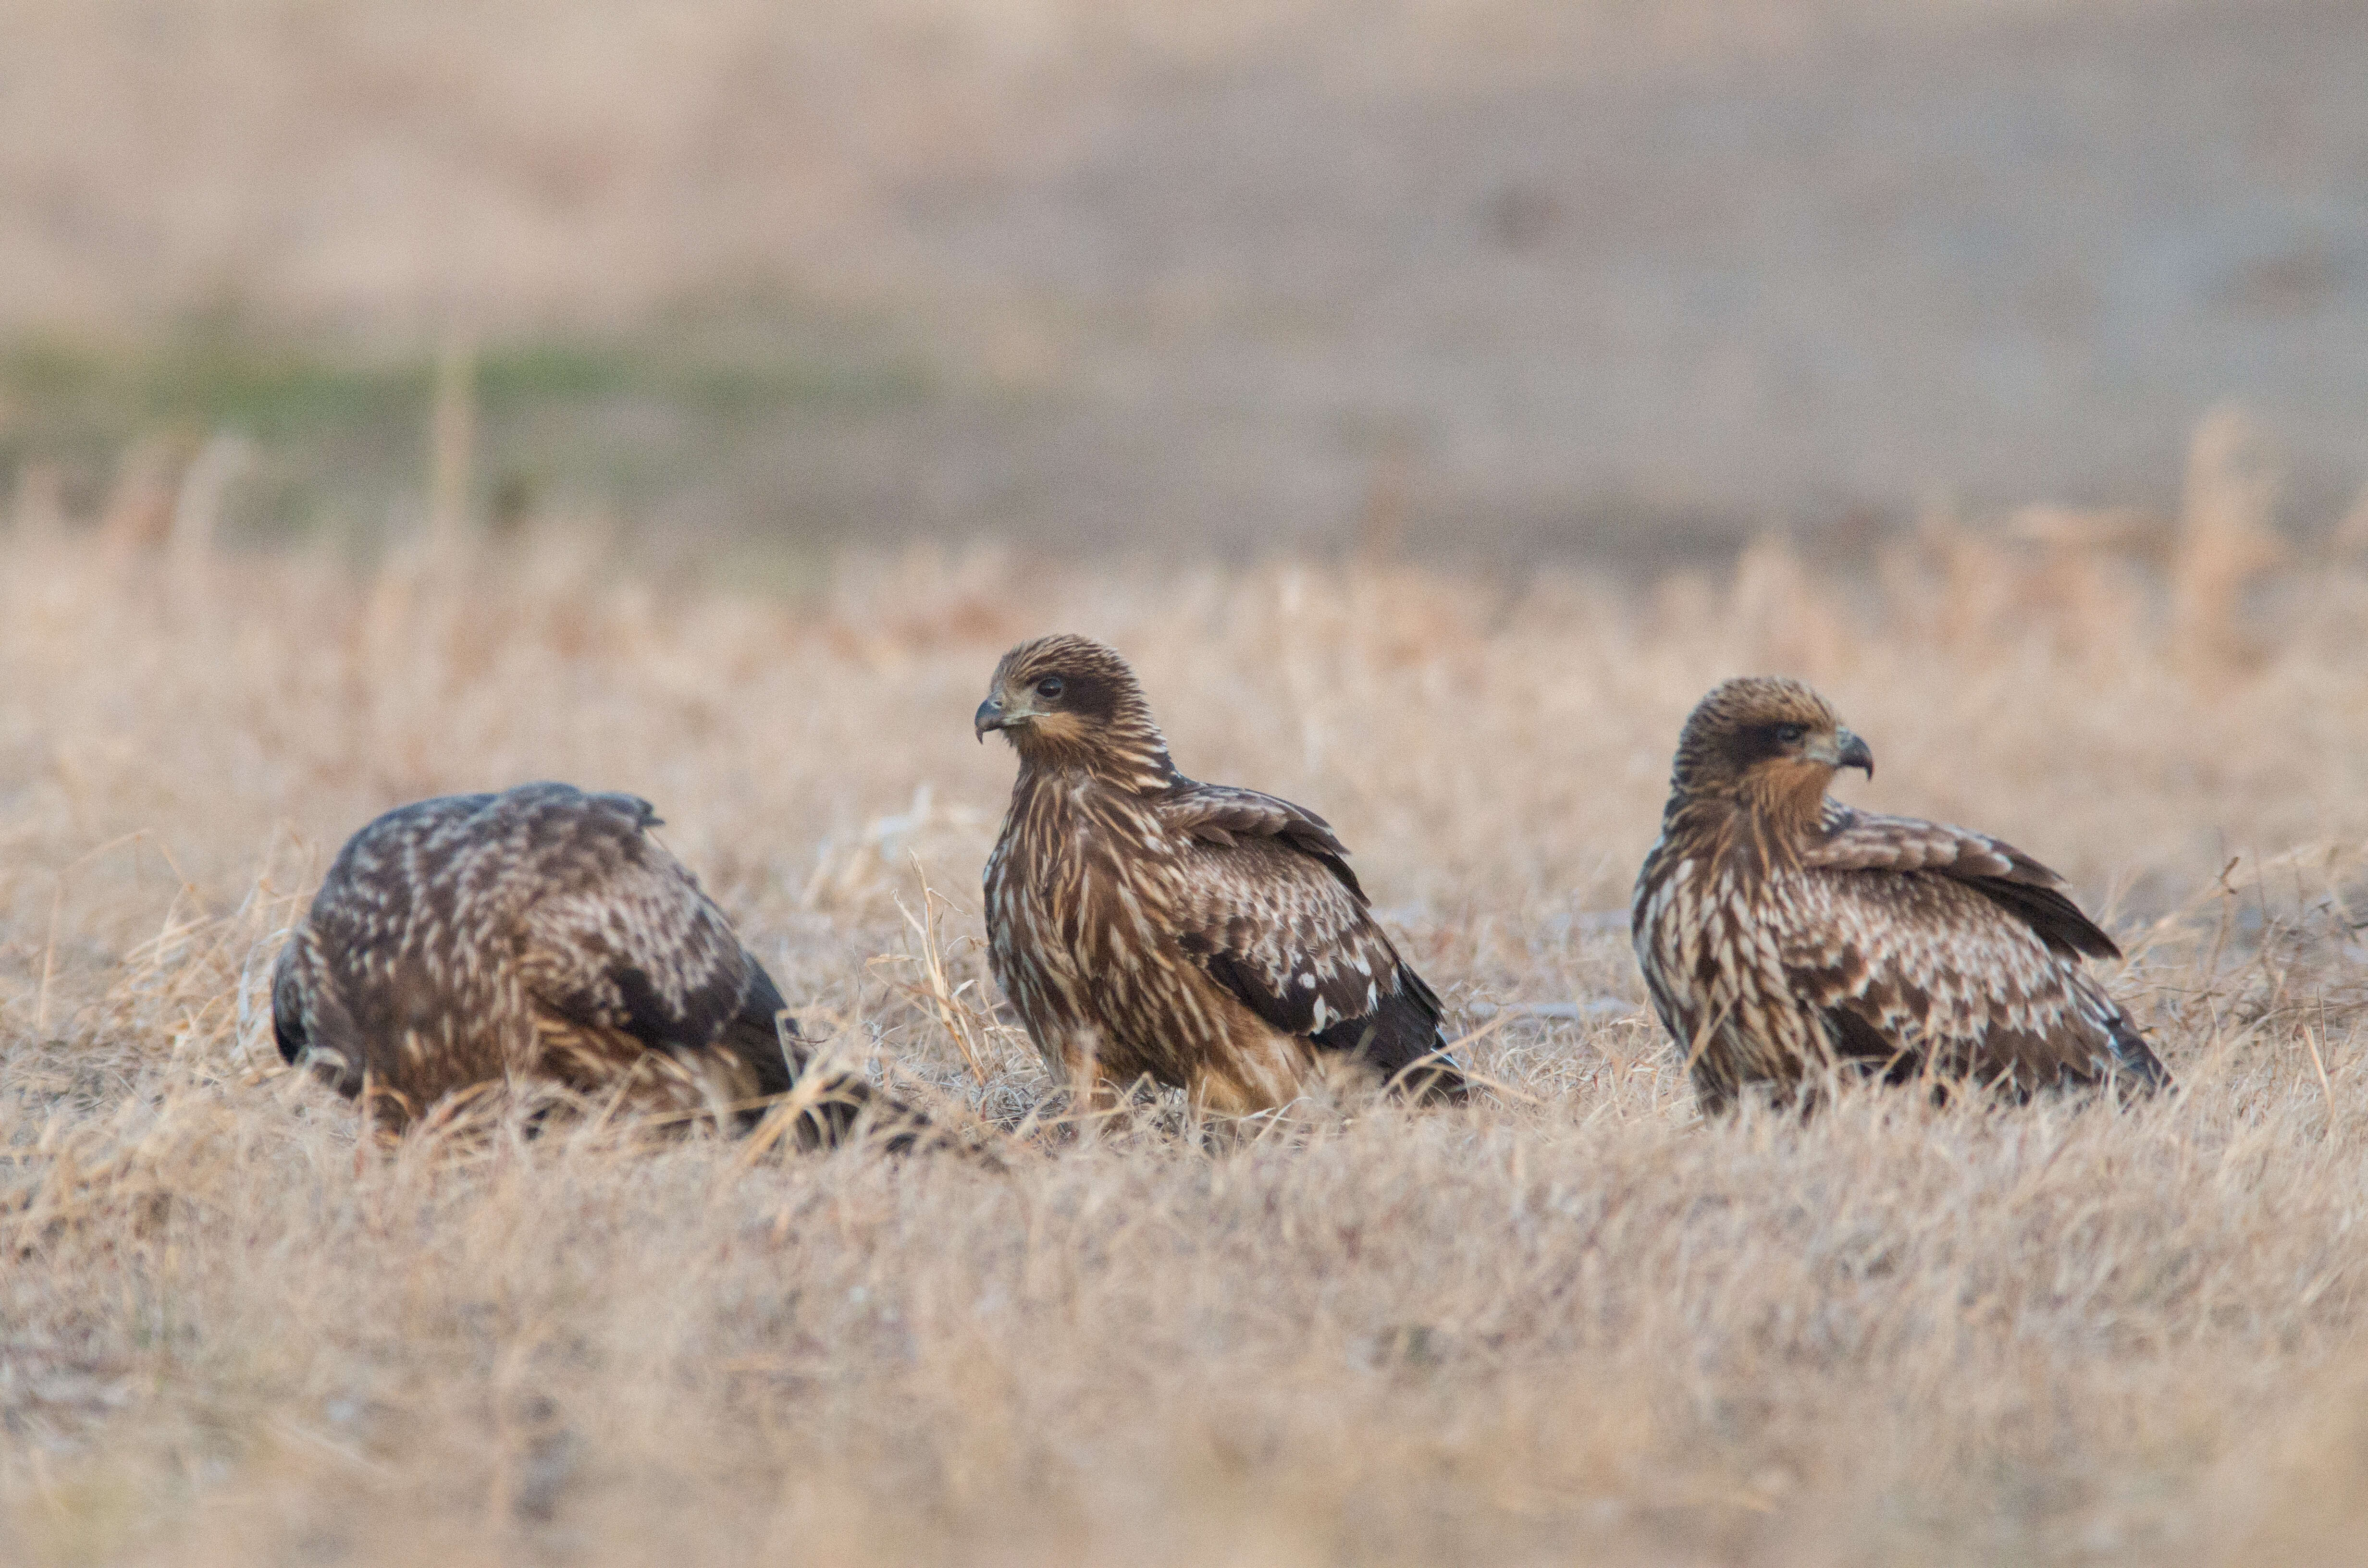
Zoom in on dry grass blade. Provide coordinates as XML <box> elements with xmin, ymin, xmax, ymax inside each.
<box><xmin>886</xmin><ymin>859</ymin><xmax>996</xmax><ymax>1086</ymax></box>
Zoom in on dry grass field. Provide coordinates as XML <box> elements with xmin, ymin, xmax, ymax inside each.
<box><xmin>6</xmin><ymin>419</ymin><xmax>2368</xmax><ymax>1565</ymax></box>
<box><xmin>5</xmin><ymin>1</ymin><xmax>2367</xmax><ymax>1562</ymax></box>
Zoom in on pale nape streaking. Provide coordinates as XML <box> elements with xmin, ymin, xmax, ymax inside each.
<box><xmin>976</xmin><ymin>634</ymin><xmax>1465</xmax><ymax>1114</ymax></box>
<box><xmin>1632</xmin><ymin>676</ymin><xmax>2169</xmax><ymax>1111</ymax></box>
<box><xmin>271</xmin><ymin>781</ymin><xmax>896</xmax><ymax>1141</ymax></box>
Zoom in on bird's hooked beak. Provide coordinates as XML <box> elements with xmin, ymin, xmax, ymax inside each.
<box><xmin>1810</xmin><ymin>727</ymin><xmax>1875</xmax><ymax>778</ymax></box>
<box><xmin>977</xmin><ymin>689</ymin><xmax>1049</xmax><ymax>742</ymax></box>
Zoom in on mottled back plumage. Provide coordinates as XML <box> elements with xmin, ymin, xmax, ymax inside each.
<box><xmin>977</xmin><ymin>635</ymin><xmax>1462</xmax><ymax>1114</ymax></box>
<box><xmin>1631</xmin><ymin>677</ymin><xmax>2168</xmax><ymax>1111</ymax></box>
<box><xmin>272</xmin><ymin>782</ymin><xmax>872</xmax><ymax>1139</ymax></box>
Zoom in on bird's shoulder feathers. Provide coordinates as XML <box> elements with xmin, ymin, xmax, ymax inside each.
<box><xmin>1803</xmin><ymin>806</ymin><xmax>2120</xmax><ymax>960</ymax></box>
<box><xmin>1153</xmin><ymin>779</ymin><xmax>1362</xmax><ymax>898</ymax></box>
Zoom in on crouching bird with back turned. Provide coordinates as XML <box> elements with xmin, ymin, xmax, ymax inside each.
<box><xmin>272</xmin><ymin>782</ymin><xmax>906</xmax><ymax>1144</ymax></box>
<box><xmin>977</xmin><ymin>635</ymin><xmax>1465</xmax><ymax>1114</ymax></box>
<box><xmin>1632</xmin><ymin>677</ymin><xmax>2168</xmax><ymax>1112</ymax></box>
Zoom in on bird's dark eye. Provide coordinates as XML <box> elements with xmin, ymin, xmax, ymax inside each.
<box><xmin>1775</xmin><ymin>723</ymin><xmax>1806</xmax><ymax>746</ymax></box>
<box><xmin>1035</xmin><ymin>675</ymin><xmax>1065</xmax><ymax>701</ymax></box>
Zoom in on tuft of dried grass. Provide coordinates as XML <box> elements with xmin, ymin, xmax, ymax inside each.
<box><xmin>2172</xmin><ymin>405</ymin><xmax>2290</xmax><ymax>676</ymax></box>
<box><xmin>4</xmin><ymin>494</ymin><xmax>2368</xmax><ymax>1564</ymax></box>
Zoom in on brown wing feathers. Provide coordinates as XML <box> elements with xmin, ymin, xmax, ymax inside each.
<box><xmin>1166</xmin><ymin>792</ymin><xmax>1451</xmax><ymax>1090</ymax></box>
<box><xmin>1164</xmin><ymin>784</ymin><xmax>1366</xmax><ymax>893</ymax></box>
<box><xmin>1808</xmin><ymin>810</ymin><xmax>2122</xmax><ymax>960</ymax></box>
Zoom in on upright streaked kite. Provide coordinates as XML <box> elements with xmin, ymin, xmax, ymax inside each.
<box><xmin>977</xmin><ymin>635</ymin><xmax>1464</xmax><ymax>1114</ymax></box>
<box><xmin>1632</xmin><ymin>677</ymin><xmax>2167</xmax><ymax>1111</ymax></box>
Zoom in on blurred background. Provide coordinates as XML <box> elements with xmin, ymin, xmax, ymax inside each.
<box><xmin>2</xmin><ymin>0</ymin><xmax>2364</xmax><ymax>574</ymax></box>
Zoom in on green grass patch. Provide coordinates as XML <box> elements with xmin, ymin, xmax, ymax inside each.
<box><xmin>0</xmin><ymin>314</ymin><xmax>937</xmax><ymax>539</ymax></box>
<box><xmin>3</xmin><ymin>325</ymin><xmax>926</xmax><ymax>443</ymax></box>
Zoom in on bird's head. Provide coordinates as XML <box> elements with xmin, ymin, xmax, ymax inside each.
<box><xmin>976</xmin><ymin>634</ymin><xmax>1173</xmax><ymax>783</ymax></box>
<box><xmin>1668</xmin><ymin>676</ymin><xmax>1872</xmax><ymax>819</ymax></box>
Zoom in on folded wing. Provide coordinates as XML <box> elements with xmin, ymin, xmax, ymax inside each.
<box><xmin>1805</xmin><ymin>808</ymin><xmax>2121</xmax><ymax>959</ymax></box>
<box><xmin>510</xmin><ymin>796</ymin><xmax>795</xmax><ymax>1097</ymax></box>
<box><xmin>1790</xmin><ymin>809</ymin><xmax>2165</xmax><ymax>1090</ymax></box>
<box><xmin>1159</xmin><ymin>782</ymin><xmax>1461</xmax><ymax>1097</ymax></box>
